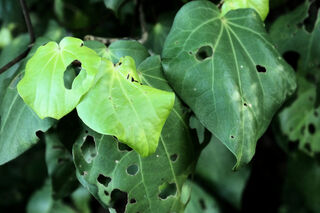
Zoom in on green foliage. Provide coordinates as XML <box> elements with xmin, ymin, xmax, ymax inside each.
<box><xmin>162</xmin><ymin>0</ymin><xmax>296</xmax><ymax>168</ymax></box>
<box><xmin>1</xmin><ymin>0</ymin><xmax>320</xmax><ymax>212</ymax></box>
<box><xmin>221</xmin><ymin>0</ymin><xmax>269</xmax><ymax>21</ymax></box>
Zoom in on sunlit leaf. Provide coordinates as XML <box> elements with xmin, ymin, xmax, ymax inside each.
<box><xmin>221</xmin><ymin>0</ymin><xmax>269</xmax><ymax>21</ymax></box>
<box><xmin>162</xmin><ymin>1</ymin><xmax>296</xmax><ymax>168</ymax></box>
<box><xmin>77</xmin><ymin>56</ymin><xmax>175</xmax><ymax>157</ymax></box>
<box><xmin>17</xmin><ymin>37</ymin><xmax>101</xmax><ymax>119</ymax></box>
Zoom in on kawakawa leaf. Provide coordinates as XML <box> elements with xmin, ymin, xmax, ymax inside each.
<box><xmin>270</xmin><ymin>2</ymin><xmax>320</xmax><ymax>155</ymax></box>
<box><xmin>17</xmin><ymin>37</ymin><xmax>101</xmax><ymax>119</ymax></box>
<box><xmin>76</xmin><ymin>56</ymin><xmax>175</xmax><ymax>157</ymax></box>
<box><xmin>73</xmin><ymin>54</ymin><xmax>195</xmax><ymax>212</ymax></box>
<box><xmin>185</xmin><ymin>181</ymin><xmax>221</xmax><ymax>213</ymax></box>
<box><xmin>0</xmin><ymin>38</ymin><xmax>55</xmax><ymax>165</ymax></box>
<box><xmin>221</xmin><ymin>0</ymin><xmax>269</xmax><ymax>21</ymax></box>
<box><xmin>45</xmin><ymin>133</ymin><xmax>78</xmax><ymax>199</ymax></box>
<box><xmin>162</xmin><ymin>1</ymin><xmax>296</xmax><ymax>167</ymax></box>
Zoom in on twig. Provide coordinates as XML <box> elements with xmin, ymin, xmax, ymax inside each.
<box><xmin>85</xmin><ymin>0</ymin><xmax>148</xmax><ymax>45</ymax></box>
<box><xmin>218</xmin><ymin>0</ymin><xmax>224</xmax><ymax>9</ymax></box>
<box><xmin>20</xmin><ymin>0</ymin><xmax>35</xmax><ymax>43</ymax></box>
<box><xmin>0</xmin><ymin>0</ymin><xmax>34</xmax><ymax>74</ymax></box>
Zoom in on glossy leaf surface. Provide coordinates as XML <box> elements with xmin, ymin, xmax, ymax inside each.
<box><xmin>73</xmin><ymin>50</ymin><xmax>195</xmax><ymax>212</ymax></box>
<box><xmin>17</xmin><ymin>37</ymin><xmax>101</xmax><ymax>119</ymax></box>
<box><xmin>77</xmin><ymin>56</ymin><xmax>175</xmax><ymax>157</ymax></box>
<box><xmin>162</xmin><ymin>1</ymin><xmax>296</xmax><ymax>167</ymax></box>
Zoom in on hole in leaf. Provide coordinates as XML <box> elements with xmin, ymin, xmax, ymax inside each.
<box><xmin>303</xmin><ymin>1</ymin><xmax>320</xmax><ymax>32</ymax></box>
<box><xmin>129</xmin><ymin>198</ymin><xmax>136</xmax><ymax>204</ymax></box>
<box><xmin>81</xmin><ymin>136</ymin><xmax>97</xmax><ymax>163</ymax></box>
<box><xmin>117</xmin><ymin>142</ymin><xmax>133</xmax><ymax>152</ymax></box>
<box><xmin>64</xmin><ymin>60</ymin><xmax>82</xmax><ymax>90</ymax></box>
<box><xmin>104</xmin><ymin>191</ymin><xmax>109</xmax><ymax>196</ymax></box>
<box><xmin>80</xmin><ymin>42</ymin><xmax>84</xmax><ymax>47</ymax></box>
<box><xmin>199</xmin><ymin>198</ymin><xmax>206</xmax><ymax>210</ymax></box>
<box><xmin>230</xmin><ymin>135</ymin><xmax>234</xmax><ymax>139</ymax></box>
<box><xmin>111</xmin><ymin>189</ymin><xmax>128</xmax><ymax>212</ymax></box>
<box><xmin>283</xmin><ymin>51</ymin><xmax>300</xmax><ymax>70</ymax></box>
<box><xmin>196</xmin><ymin>46</ymin><xmax>213</xmax><ymax>61</ymax></box>
<box><xmin>170</xmin><ymin>154</ymin><xmax>178</xmax><ymax>162</ymax></box>
<box><xmin>243</xmin><ymin>103</ymin><xmax>248</xmax><ymax>107</ymax></box>
<box><xmin>158</xmin><ymin>183</ymin><xmax>177</xmax><ymax>199</ymax></box>
<box><xmin>81</xmin><ymin>171</ymin><xmax>88</xmax><ymax>176</ymax></box>
<box><xmin>305</xmin><ymin>143</ymin><xmax>311</xmax><ymax>152</ymax></box>
<box><xmin>97</xmin><ymin>174</ymin><xmax>111</xmax><ymax>187</ymax></box>
<box><xmin>308</xmin><ymin>123</ymin><xmax>316</xmax><ymax>135</ymax></box>
<box><xmin>256</xmin><ymin>65</ymin><xmax>266</xmax><ymax>73</ymax></box>
<box><xmin>126</xmin><ymin>164</ymin><xmax>139</xmax><ymax>176</ymax></box>
<box><xmin>36</xmin><ymin>130</ymin><xmax>44</xmax><ymax>139</ymax></box>
<box><xmin>288</xmin><ymin>140</ymin><xmax>299</xmax><ymax>151</ymax></box>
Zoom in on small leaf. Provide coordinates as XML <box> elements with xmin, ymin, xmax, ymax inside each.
<box><xmin>103</xmin><ymin>0</ymin><xmax>127</xmax><ymax>13</ymax></box>
<box><xmin>221</xmin><ymin>0</ymin><xmax>269</xmax><ymax>21</ymax></box>
<box><xmin>162</xmin><ymin>1</ymin><xmax>296</xmax><ymax>168</ymax></box>
<box><xmin>77</xmin><ymin>56</ymin><xmax>175</xmax><ymax>157</ymax></box>
<box><xmin>17</xmin><ymin>37</ymin><xmax>101</xmax><ymax>119</ymax></box>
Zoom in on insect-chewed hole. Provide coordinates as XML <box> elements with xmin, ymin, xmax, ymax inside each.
<box><xmin>111</xmin><ymin>189</ymin><xmax>128</xmax><ymax>212</ymax></box>
<box><xmin>282</xmin><ymin>51</ymin><xmax>300</xmax><ymax>71</ymax></box>
<box><xmin>104</xmin><ymin>191</ymin><xmax>109</xmax><ymax>196</ymax></box>
<box><xmin>126</xmin><ymin>164</ymin><xmax>139</xmax><ymax>176</ymax></box>
<box><xmin>81</xmin><ymin>135</ymin><xmax>97</xmax><ymax>163</ymax></box>
<box><xmin>170</xmin><ymin>154</ymin><xmax>178</xmax><ymax>162</ymax></box>
<box><xmin>199</xmin><ymin>198</ymin><xmax>206</xmax><ymax>210</ymax></box>
<box><xmin>308</xmin><ymin>123</ymin><xmax>316</xmax><ymax>135</ymax></box>
<box><xmin>97</xmin><ymin>174</ymin><xmax>111</xmax><ymax>187</ymax></box>
<box><xmin>129</xmin><ymin>198</ymin><xmax>136</xmax><ymax>204</ymax></box>
<box><xmin>158</xmin><ymin>183</ymin><xmax>177</xmax><ymax>200</ymax></box>
<box><xmin>196</xmin><ymin>46</ymin><xmax>213</xmax><ymax>61</ymax></box>
<box><xmin>64</xmin><ymin>60</ymin><xmax>82</xmax><ymax>90</ymax></box>
<box><xmin>117</xmin><ymin>141</ymin><xmax>133</xmax><ymax>152</ymax></box>
<box><xmin>256</xmin><ymin>65</ymin><xmax>266</xmax><ymax>73</ymax></box>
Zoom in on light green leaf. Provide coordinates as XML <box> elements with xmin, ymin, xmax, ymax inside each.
<box><xmin>71</xmin><ymin>187</ymin><xmax>92</xmax><ymax>213</ymax></box>
<box><xmin>221</xmin><ymin>0</ymin><xmax>269</xmax><ymax>21</ymax></box>
<box><xmin>185</xmin><ymin>181</ymin><xmax>221</xmax><ymax>213</ymax></box>
<box><xmin>162</xmin><ymin>1</ymin><xmax>296</xmax><ymax>167</ymax></box>
<box><xmin>17</xmin><ymin>37</ymin><xmax>101</xmax><ymax>119</ymax></box>
<box><xmin>45</xmin><ymin>133</ymin><xmax>78</xmax><ymax>199</ymax></box>
<box><xmin>77</xmin><ymin>56</ymin><xmax>175</xmax><ymax>157</ymax></box>
<box><xmin>73</xmin><ymin>53</ymin><xmax>195</xmax><ymax>212</ymax></box>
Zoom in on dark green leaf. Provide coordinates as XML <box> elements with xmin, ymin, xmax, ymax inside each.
<box><xmin>162</xmin><ymin>1</ymin><xmax>296</xmax><ymax>167</ymax></box>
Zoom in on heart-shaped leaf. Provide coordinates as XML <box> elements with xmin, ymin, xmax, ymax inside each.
<box><xmin>77</xmin><ymin>56</ymin><xmax>175</xmax><ymax>157</ymax></box>
<box><xmin>17</xmin><ymin>37</ymin><xmax>101</xmax><ymax>119</ymax></box>
<box><xmin>162</xmin><ymin>1</ymin><xmax>296</xmax><ymax>167</ymax></box>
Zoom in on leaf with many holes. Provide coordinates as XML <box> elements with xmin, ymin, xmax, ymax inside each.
<box><xmin>270</xmin><ymin>1</ymin><xmax>320</xmax><ymax>73</ymax></box>
<box><xmin>270</xmin><ymin>2</ymin><xmax>320</xmax><ymax>154</ymax></box>
<box><xmin>45</xmin><ymin>133</ymin><xmax>78</xmax><ymax>199</ymax></box>
<box><xmin>221</xmin><ymin>0</ymin><xmax>269</xmax><ymax>21</ymax></box>
<box><xmin>0</xmin><ymin>38</ymin><xmax>56</xmax><ymax>165</ymax></box>
<box><xmin>185</xmin><ymin>181</ymin><xmax>221</xmax><ymax>213</ymax></box>
<box><xmin>162</xmin><ymin>1</ymin><xmax>296</xmax><ymax>168</ymax></box>
<box><xmin>73</xmin><ymin>53</ymin><xmax>195</xmax><ymax>212</ymax></box>
<box><xmin>17</xmin><ymin>37</ymin><xmax>101</xmax><ymax>119</ymax></box>
<box><xmin>76</xmin><ymin>56</ymin><xmax>175</xmax><ymax>157</ymax></box>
